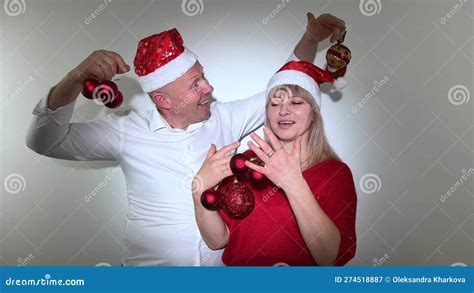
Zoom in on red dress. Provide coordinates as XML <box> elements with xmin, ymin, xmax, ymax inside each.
<box><xmin>218</xmin><ymin>150</ymin><xmax>357</xmax><ymax>266</ymax></box>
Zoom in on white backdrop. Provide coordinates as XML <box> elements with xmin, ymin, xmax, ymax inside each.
<box><xmin>1</xmin><ymin>0</ymin><xmax>472</xmax><ymax>266</ymax></box>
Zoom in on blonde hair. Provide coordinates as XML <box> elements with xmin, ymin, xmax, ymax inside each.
<box><xmin>265</xmin><ymin>84</ymin><xmax>340</xmax><ymax>170</ymax></box>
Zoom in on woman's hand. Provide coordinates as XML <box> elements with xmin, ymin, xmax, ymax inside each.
<box><xmin>193</xmin><ymin>142</ymin><xmax>240</xmax><ymax>195</ymax></box>
<box><xmin>245</xmin><ymin>127</ymin><xmax>304</xmax><ymax>192</ymax></box>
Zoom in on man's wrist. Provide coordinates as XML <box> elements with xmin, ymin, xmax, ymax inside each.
<box><xmin>301</xmin><ymin>31</ymin><xmax>321</xmax><ymax>46</ymax></box>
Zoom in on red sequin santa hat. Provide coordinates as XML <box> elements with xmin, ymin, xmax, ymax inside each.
<box><xmin>134</xmin><ymin>28</ymin><xmax>198</xmax><ymax>93</ymax></box>
<box><xmin>266</xmin><ymin>60</ymin><xmax>346</xmax><ymax>107</ymax></box>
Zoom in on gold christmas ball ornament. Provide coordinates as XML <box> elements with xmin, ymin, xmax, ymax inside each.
<box><xmin>326</xmin><ymin>31</ymin><xmax>352</xmax><ymax>70</ymax></box>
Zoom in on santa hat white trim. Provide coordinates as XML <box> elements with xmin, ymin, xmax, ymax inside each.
<box><xmin>138</xmin><ymin>48</ymin><xmax>198</xmax><ymax>93</ymax></box>
<box><xmin>266</xmin><ymin>70</ymin><xmax>321</xmax><ymax>107</ymax></box>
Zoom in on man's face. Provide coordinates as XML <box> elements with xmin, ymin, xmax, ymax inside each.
<box><xmin>157</xmin><ymin>62</ymin><xmax>214</xmax><ymax>127</ymax></box>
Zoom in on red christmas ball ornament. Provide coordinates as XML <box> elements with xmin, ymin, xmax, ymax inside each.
<box><xmin>230</xmin><ymin>153</ymin><xmax>249</xmax><ymax>177</ymax></box>
<box><xmin>247</xmin><ymin>169</ymin><xmax>269</xmax><ymax>190</ymax></box>
<box><xmin>94</xmin><ymin>80</ymin><xmax>119</xmax><ymax>103</ymax></box>
<box><xmin>246</xmin><ymin>155</ymin><xmax>269</xmax><ymax>189</ymax></box>
<box><xmin>219</xmin><ymin>180</ymin><xmax>255</xmax><ymax>220</ymax></box>
<box><xmin>82</xmin><ymin>79</ymin><xmax>123</xmax><ymax>108</ymax></box>
<box><xmin>104</xmin><ymin>91</ymin><xmax>123</xmax><ymax>109</ymax></box>
<box><xmin>81</xmin><ymin>78</ymin><xmax>99</xmax><ymax>99</ymax></box>
<box><xmin>200</xmin><ymin>188</ymin><xmax>222</xmax><ymax>211</ymax></box>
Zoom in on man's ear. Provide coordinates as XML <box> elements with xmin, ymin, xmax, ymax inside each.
<box><xmin>150</xmin><ymin>90</ymin><xmax>172</xmax><ymax>110</ymax></box>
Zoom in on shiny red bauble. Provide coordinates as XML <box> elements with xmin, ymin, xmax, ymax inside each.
<box><xmin>104</xmin><ymin>91</ymin><xmax>123</xmax><ymax>109</ymax></box>
<box><xmin>81</xmin><ymin>78</ymin><xmax>99</xmax><ymax>99</ymax></box>
<box><xmin>247</xmin><ymin>169</ymin><xmax>269</xmax><ymax>189</ymax></box>
<box><xmin>230</xmin><ymin>153</ymin><xmax>249</xmax><ymax>176</ymax></box>
<box><xmin>200</xmin><ymin>188</ymin><xmax>222</xmax><ymax>211</ymax></box>
<box><xmin>95</xmin><ymin>80</ymin><xmax>119</xmax><ymax>103</ymax></box>
<box><xmin>81</xmin><ymin>78</ymin><xmax>123</xmax><ymax>108</ymax></box>
<box><xmin>219</xmin><ymin>181</ymin><xmax>255</xmax><ymax>220</ymax></box>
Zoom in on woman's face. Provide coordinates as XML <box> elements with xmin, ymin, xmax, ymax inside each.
<box><xmin>267</xmin><ymin>88</ymin><xmax>313</xmax><ymax>142</ymax></box>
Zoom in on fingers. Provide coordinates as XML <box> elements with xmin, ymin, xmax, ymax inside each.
<box><xmin>206</xmin><ymin>144</ymin><xmax>217</xmax><ymax>159</ymax></box>
<box><xmin>330</xmin><ymin>28</ymin><xmax>342</xmax><ymax>43</ymax></box>
<box><xmin>99</xmin><ymin>54</ymin><xmax>115</xmax><ymax>81</ymax></box>
<box><xmin>322</xmin><ymin>13</ymin><xmax>346</xmax><ymax>30</ymax></box>
<box><xmin>105</xmin><ymin>51</ymin><xmax>130</xmax><ymax>73</ymax></box>
<box><xmin>306</xmin><ymin>12</ymin><xmax>316</xmax><ymax>23</ymax></box>
<box><xmin>245</xmin><ymin>161</ymin><xmax>266</xmax><ymax>174</ymax></box>
<box><xmin>327</xmin><ymin>16</ymin><xmax>346</xmax><ymax>43</ymax></box>
<box><xmin>88</xmin><ymin>63</ymin><xmax>106</xmax><ymax>81</ymax></box>
<box><xmin>263</xmin><ymin>127</ymin><xmax>283</xmax><ymax>151</ymax></box>
<box><xmin>316</xmin><ymin>13</ymin><xmax>346</xmax><ymax>43</ymax></box>
<box><xmin>221</xmin><ymin>168</ymin><xmax>234</xmax><ymax>179</ymax></box>
<box><xmin>247</xmin><ymin>141</ymin><xmax>270</xmax><ymax>165</ymax></box>
<box><xmin>86</xmin><ymin>50</ymin><xmax>130</xmax><ymax>81</ymax></box>
<box><xmin>215</xmin><ymin>142</ymin><xmax>240</xmax><ymax>158</ymax></box>
<box><xmin>249</xmin><ymin>132</ymin><xmax>272</xmax><ymax>155</ymax></box>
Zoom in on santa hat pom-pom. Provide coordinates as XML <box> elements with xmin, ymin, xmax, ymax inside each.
<box><xmin>333</xmin><ymin>77</ymin><xmax>346</xmax><ymax>90</ymax></box>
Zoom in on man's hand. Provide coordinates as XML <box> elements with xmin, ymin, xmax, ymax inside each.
<box><xmin>304</xmin><ymin>12</ymin><xmax>346</xmax><ymax>44</ymax></box>
<box><xmin>47</xmin><ymin>50</ymin><xmax>130</xmax><ymax>111</ymax></box>
<box><xmin>294</xmin><ymin>12</ymin><xmax>346</xmax><ymax>62</ymax></box>
<box><xmin>72</xmin><ymin>50</ymin><xmax>130</xmax><ymax>82</ymax></box>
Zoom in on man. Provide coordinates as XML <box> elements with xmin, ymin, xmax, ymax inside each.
<box><xmin>26</xmin><ymin>13</ymin><xmax>346</xmax><ymax>266</ymax></box>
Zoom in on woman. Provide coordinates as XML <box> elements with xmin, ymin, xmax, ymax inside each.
<box><xmin>192</xmin><ymin>60</ymin><xmax>357</xmax><ymax>266</ymax></box>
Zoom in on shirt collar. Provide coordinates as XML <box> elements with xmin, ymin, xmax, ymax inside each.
<box><xmin>149</xmin><ymin>107</ymin><xmax>204</xmax><ymax>133</ymax></box>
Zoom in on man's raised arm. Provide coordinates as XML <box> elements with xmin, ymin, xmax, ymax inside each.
<box><xmin>218</xmin><ymin>12</ymin><xmax>347</xmax><ymax>142</ymax></box>
<box><xmin>26</xmin><ymin>50</ymin><xmax>130</xmax><ymax>161</ymax></box>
